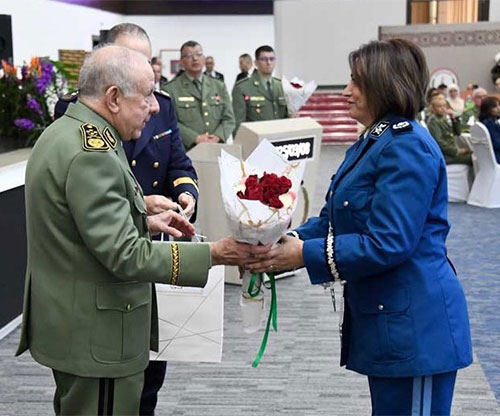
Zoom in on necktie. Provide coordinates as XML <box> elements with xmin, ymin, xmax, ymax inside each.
<box><xmin>267</xmin><ymin>80</ymin><xmax>274</xmax><ymax>101</ymax></box>
<box><xmin>194</xmin><ymin>79</ymin><xmax>202</xmax><ymax>94</ymax></box>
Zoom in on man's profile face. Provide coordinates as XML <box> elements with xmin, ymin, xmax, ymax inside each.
<box><xmin>255</xmin><ymin>51</ymin><xmax>276</xmax><ymax>77</ymax></box>
<box><xmin>205</xmin><ymin>57</ymin><xmax>215</xmax><ymax>72</ymax></box>
<box><xmin>152</xmin><ymin>63</ymin><xmax>162</xmax><ymax>83</ymax></box>
<box><xmin>181</xmin><ymin>45</ymin><xmax>205</xmax><ymax>77</ymax></box>
<box><xmin>117</xmin><ymin>63</ymin><xmax>159</xmax><ymax>141</ymax></box>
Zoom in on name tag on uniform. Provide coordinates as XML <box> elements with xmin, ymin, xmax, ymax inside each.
<box><xmin>249</xmin><ymin>96</ymin><xmax>266</xmax><ymax>101</ymax></box>
<box><xmin>178</xmin><ymin>97</ymin><xmax>195</xmax><ymax>102</ymax></box>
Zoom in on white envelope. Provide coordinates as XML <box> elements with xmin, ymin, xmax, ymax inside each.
<box><xmin>150</xmin><ymin>265</ymin><xmax>224</xmax><ymax>363</ymax></box>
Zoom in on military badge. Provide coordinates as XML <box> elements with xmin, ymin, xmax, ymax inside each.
<box><xmin>370</xmin><ymin>121</ymin><xmax>390</xmax><ymax>138</ymax></box>
<box><xmin>392</xmin><ymin>120</ymin><xmax>413</xmax><ymax>134</ymax></box>
<box><xmin>80</xmin><ymin>123</ymin><xmax>109</xmax><ymax>151</ymax></box>
<box><xmin>102</xmin><ymin>127</ymin><xmax>117</xmax><ymax>149</ymax></box>
<box><xmin>244</xmin><ymin>95</ymin><xmax>250</xmax><ymax>102</ymax></box>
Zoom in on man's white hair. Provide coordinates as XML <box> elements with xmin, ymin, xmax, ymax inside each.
<box><xmin>79</xmin><ymin>44</ymin><xmax>148</xmax><ymax>99</ymax></box>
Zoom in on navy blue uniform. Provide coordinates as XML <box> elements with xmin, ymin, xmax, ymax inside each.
<box><xmin>294</xmin><ymin>114</ymin><xmax>473</xmax><ymax>414</ymax></box>
<box><xmin>55</xmin><ymin>90</ymin><xmax>199</xmax><ymax>415</ymax></box>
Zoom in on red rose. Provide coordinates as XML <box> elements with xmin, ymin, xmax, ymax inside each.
<box><xmin>238</xmin><ymin>172</ymin><xmax>292</xmax><ymax>209</ymax></box>
<box><xmin>290</xmin><ymin>82</ymin><xmax>302</xmax><ymax>89</ymax></box>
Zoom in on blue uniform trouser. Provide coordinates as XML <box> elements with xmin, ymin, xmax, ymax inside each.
<box><xmin>368</xmin><ymin>371</ymin><xmax>457</xmax><ymax>416</ymax></box>
<box><xmin>139</xmin><ymin>360</ymin><xmax>167</xmax><ymax>415</ymax></box>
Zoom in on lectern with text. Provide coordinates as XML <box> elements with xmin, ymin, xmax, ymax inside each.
<box><xmin>234</xmin><ymin>117</ymin><xmax>323</xmax><ymax>228</ymax></box>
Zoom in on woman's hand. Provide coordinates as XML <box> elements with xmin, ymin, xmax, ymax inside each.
<box><xmin>246</xmin><ymin>236</ymin><xmax>305</xmax><ymax>274</ymax></box>
<box><xmin>178</xmin><ymin>192</ymin><xmax>196</xmax><ymax>218</ymax></box>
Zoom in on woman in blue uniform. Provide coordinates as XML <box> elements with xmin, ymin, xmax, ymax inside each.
<box><xmin>249</xmin><ymin>38</ymin><xmax>472</xmax><ymax>415</ymax></box>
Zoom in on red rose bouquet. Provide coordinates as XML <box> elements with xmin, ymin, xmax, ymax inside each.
<box><xmin>219</xmin><ymin>140</ymin><xmax>305</xmax><ymax>367</ymax></box>
<box><xmin>282</xmin><ymin>76</ymin><xmax>317</xmax><ymax>116</ymax></box>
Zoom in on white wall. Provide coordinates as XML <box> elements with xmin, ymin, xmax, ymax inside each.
<box><xmin>490</xmin><ymin>0</ymin><xmax>500</xmax><ymax>21</ymax></box>
<box><xmin>274</xmin><ymin>0</ymin><xmax>406</xmax><ymax>86</ymax></box>
<box><xmin>126</xmin><ymin>15</ymin><xmax>274</xmax><ymax>92</ymax></box>
<box><xmin>0</xmin><ymin>0</ymin><xmax>121</xmax><ymax>64</ymax></box>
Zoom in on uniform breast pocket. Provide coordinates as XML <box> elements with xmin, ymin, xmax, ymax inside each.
<box><xmin>208</xmin><ymin>99</ymin><xmax>223</xmax><ymax>120</ymax></box>
<box><xmin>91</xmin><ymin>282</ymin><xmax>151</xmax><ymax>363</ymax></box>
<box><xmin>352</xmin><ymin>287</ymin><xmax>416</xmax><ymax>362</ymax></box>
<box><xmin>176</xmin><ymin>101</ymin><xmax>198</xmax><ymax>122</ymax></box>
<box><xmin>247</xmin><ymin>101</ymin><xmax>267</xmax><ymax>120</ymax></box>
<box><xmin>333</xmin><ymin>189</ymin><xmax>371</xmax><ymax>232</ymax></box>
<box><xmin>277</xmin><ymin>96</ymin><xmax>288</xmax><ymax>116</ymax></box>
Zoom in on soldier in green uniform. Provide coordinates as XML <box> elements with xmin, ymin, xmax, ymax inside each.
<box><xmin>16</xmin><ymin>45</ymin><xmax>267</xmax><ymax>415</ymax></box>
<box><xmin>164</xmin><ymin>41</ymin><xmax>235</xmax><ymax>150</ymax></box>
<box><xmin>232</xmin><ymin>45</ymin><xmax>289</xmax><ymax>135</ymax></box>
<box><xmin>427</xmin><ymin>94</ymin><xmax>472</xmax><ymax>165</ymax></box>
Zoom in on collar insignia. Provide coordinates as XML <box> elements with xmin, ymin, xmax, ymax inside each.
<box><xmin>102</xmin><ymin>127</ymin><xmax>117</xmax><ymax>149</ymax></box>
<box><xmin>80</xmin><ymin>123</ymin><xmax>109</xmax><ymax>152</ymax></box>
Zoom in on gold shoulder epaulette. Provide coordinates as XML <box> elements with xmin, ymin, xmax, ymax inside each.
<box><xmin>61</xmin><ymin>90</ymin><xmax>79</xmax><ymax>101</ymax></box>
<box><xmin>155</xmin><ymin>89</ymin><xmax>171</xmax><ymax>99</ymax></box>
<box><xmin>102</xmin><ymin>127</ymin><xmax>117</xmax><ymax>149</ymax></box>
<box><xmin>80</xmin><ymin>123</ymin><xmax>109</xmax><ymax>152</ymax></box>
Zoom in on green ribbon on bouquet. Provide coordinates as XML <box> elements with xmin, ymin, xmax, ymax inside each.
<box><xmin>247</xmin><ymin>272</ymin><xmax>277</xmax><ymax>368</ymax></box>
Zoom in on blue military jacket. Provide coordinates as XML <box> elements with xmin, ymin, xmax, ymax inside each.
<box><xmin>55</xmin><ymin>91</ymin><xmax>199</xmax><ymax>208</ymax></box>
<box><xmin>296</xmin><ymin>114</ymin><xmax>473</xmax><ymax>377</ymax></box>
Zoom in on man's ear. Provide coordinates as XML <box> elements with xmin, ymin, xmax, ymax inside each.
<box><xmin>105</xmin><ymin>86</ymin><xmax>121</xmax><ymax>114</ymax></box>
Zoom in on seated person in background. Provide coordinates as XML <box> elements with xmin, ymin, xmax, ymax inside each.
<box><xmin>447</xmin><ymin>83</ymin><xmax>465</xmax><ymax>117</ymax></box>
<box><xmin>428</xmin><ymin>94</ymin><xmax>472</xmax><ymax>165</ymax></box>
<box><xmin>495</xmin><ymin>77</ymin><xmax>500</xmax><ymax>99</ymax></box>
<box><xmin>461</xmin><ymin>82</ymin><xmax>476</xmax><ymax>103</ymax></box>
<box><xmin>462</xmin><ymin>87</ymin><xmax>487</xmax><ymax>131</ymax></box>
<box><xmin>204</xmin><ymin>56</ymin><xmax>224</xmax><ymax>82</ymax></box>
<box><xmin>478</xmin><ymin>96</ymin><xmax>500</xmax><ymax>164</ymax></box>
<box><xmin>236</xmin><ymin>53</ymin><xmax>253</xmax><ymax>82</ymax></box>
<box><xmin>151</xmin><ymin>56</ymin><xmax>168</xmax><ymax>89</ymax></box>
<box><xmin>438</xmin><ymin>83</ymin><xmax>448</xmax><ymax>96</ymax></box>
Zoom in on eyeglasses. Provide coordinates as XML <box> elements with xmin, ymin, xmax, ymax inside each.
<box><xmin>257</xmin><ymin>57</ymin><xmax>276</xmax><ymax>63</ymax></box>
<box><xmin>181</xmin><ymin>52</ymin><xmax>204</xmax><ymax>60</ymax></box>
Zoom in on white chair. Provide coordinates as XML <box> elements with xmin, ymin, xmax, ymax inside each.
<box><xmin>467</xmin><ymin>122</ymin><xmax>500</xmax><ymax>208</ymax></box>
<box><xmin>446</xmin><ymin>164</ymin><xmax>471</xmax><ymax>202</ymax></box>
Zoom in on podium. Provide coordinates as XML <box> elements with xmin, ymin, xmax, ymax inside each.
<box><xmin>234</xmin><ymin>117</ymin><xmax>323</xmax><ymax>227</ymax></box>
<box><xmin>187</xmin><ymin>143</ymin><xmax>242</xmax><ymax>284</ymax></box>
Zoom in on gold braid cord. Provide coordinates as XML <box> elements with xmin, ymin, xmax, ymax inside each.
<box><xmin>170</xmin><ymin>243</ymin><xmax>180</xmax><ymax>285</ymax></box>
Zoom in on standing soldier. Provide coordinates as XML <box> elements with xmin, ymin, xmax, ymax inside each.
<box><xmin>54</xmin><ymin>23</ymin><xmax>200</xmax><ymax>415</ymax></box>
<box><xmin>164</xmin><ymin>41</ymin><xmax>235</xmax><ymax>150</ymax></box>
<box><xmin>232</xmin><ymin>45</ymin><xmax>288</xmax><ymax>135</ymax></box>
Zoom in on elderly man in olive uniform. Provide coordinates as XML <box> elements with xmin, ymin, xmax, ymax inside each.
<box><xmin>462</xmin><ymin>87</ymin><xmax>487</xmax><ymax>132</ymax></box>
<box><xmin>164</xmin><ymin>41</ymin><xmax>235</xmax><ymax>150</ymax></box>
<box><xmin>232</xmin><ymin>45</ymin><xmax>289</xmax><ymax>135</ymax></box>
<box><xmin>16</xmin><ymin>45</ymin><xmax>267</xmax><ymax>415</ymax></box>
<box><xmin>428</xmin><ymin>94</ymin><xmax>472</xmax><ymax>165</ymax></box>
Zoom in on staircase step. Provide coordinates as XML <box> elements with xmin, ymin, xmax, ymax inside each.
<box><xmin>301</xmin><ymin>103</ymin><xmax>349</xmax><ymax>111</ymax></box>
<box><xmin>307</xmin><ymin>96</ymin><xmax>347</xmax><ymax>104</ymax></box>
<box><xmin>299</xmin><ymin>111</ymin><xmax>350</xmax><ymax>118</ymax></box>
<box><xmin>323</xmin><ymin>125</ymin><xmax>357</xmax><ymax>134</ymax></box>
<box><xmin>322</xmin><ymin>132</ymin><xmax>359</xmax><ymax>144</ymax></box>
<box><xmin>317</xmin><ymin>118</ymin><xmax>357</xmax><ymax>126</ymax></box>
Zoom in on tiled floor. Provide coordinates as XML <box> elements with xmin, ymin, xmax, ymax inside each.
<box><xmin>0</xmin><ymin>145</ymin><xmax>499</xmax><ymax>415</ymax></box>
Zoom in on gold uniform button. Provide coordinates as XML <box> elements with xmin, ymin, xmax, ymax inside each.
<box><xmin>205</xmin><ymin>122</ymin><xmax>210</xmax><ymax>126</ymax></box>
<box><xmin>153</xmin><ymin>181</ymin><xmax>159</xmax><ymax>188</ymax></box>
<box><xmin>131</xmin><ymin>160</ymin><xmax>137</xmax><ymax>167</ymax></box>
<box><xmin>343</xmin><ymin>200</ymin><xmax>349</xmax><ymax>207</ymax></box>
<box><xmin>126</xmin><ymin>304</ymin><xmax>131</xmax><ymax>311</ymax></box>
<box><xmin>202</xmin><ymin>102</ymin><xmax>207</xmax><ymax>107</ymax></box>
<box><xmin>204</xmin><ymin>112</ymin><xmax>209</xmax><ymax>116</ymax></box>
<box><xmin>153</xmin><ymin>162</ymin><xmax>159</xmax><ymax>168</ymax></box>
<box><xmin>378</xmin><ymin>304</ymin><xmax>384</xmax><ymax>311</ymax></box>
<box><xmin>256</xmin><ymin>109</ymin><xmax>261</xmax><ymax>114</ymax></box>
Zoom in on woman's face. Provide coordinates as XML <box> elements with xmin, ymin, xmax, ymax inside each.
<box><xmin>449</xmin><ymin>89</ymin><xmax>458</xmax><ymax>99</ymax></box>
<box><xmin>432</xmin><ymin>97</ymin><xmax>448</xmax><ymax>116</ymax></box>
<box><xmin>342</xmin><ymin>78</ymin><xmax>374</xmax><ymax>127</ymax></box>
<box><xmin>491</xmin><ymin>102</ymin><xmax>500</xmax><ymax>118</ymax></box>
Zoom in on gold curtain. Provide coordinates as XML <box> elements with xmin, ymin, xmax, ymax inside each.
<box><xmin>437</xmin><ymin>0</ymin><xmax>479</xmax><ymax>23</ymax></box>
<box><xmin>411</xmin><ymin>2</ymin><xmax>430</xmax><ymax>24</ymax></box>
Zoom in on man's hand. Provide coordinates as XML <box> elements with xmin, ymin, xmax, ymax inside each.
<box><xmin>144</xmin><ymin>195</ymin><xmax>178</xmax><ymax>215</ymax></box>
<box><xmin>458</xmin><ymin>147</ymin><xmax>471</xmax><ymax>155</ymax></box>
<box><xmin>195</xmin><ymin>133</ymin><xmax>220</xmax><ymax>144</ymax></box>
<box><xmin>207</xmin><ymin>134</ymin><xmax>221</xmax><ymax>143</ymax></box>
<box><xmin>147</xmin><ymin>210</ymin><xmax>195</xmax><ymax>238</ymax></box>
<box><xmin>178</xmin><ymin>192</ymin><xmax>196</xmax><ymax>218</ymax></box>
<box><xmin>209</xmin><ymin>238</ymin><xmax>271</xmax><ymax>266</ymax></box>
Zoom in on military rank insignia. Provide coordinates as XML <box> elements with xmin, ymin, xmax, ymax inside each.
<box><xmin>392</xmin><ymin>120</ymin><xmax>413</xmax><ymax>134</ymax></box>
<box><xmin>80</xmin><ymin>123</ymin><xmax>109</xmax><ymax>151</ymax></box>
<box><xmin>102</xmin><ymin>127</ymin><xmax>117</xmax><ymax>149</ymax></box>
<box><xmin>370</xmin><ymin>121</ymin><xmax>390</xmax><ymax>138</ymax></box>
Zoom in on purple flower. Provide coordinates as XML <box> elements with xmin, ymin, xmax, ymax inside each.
<box><xmin>21</xmin><ymin>65</ymin><xmax>28</xmax><ymax>79</ymax></box>
<box><xmin>26</xmin><ymin>97</ymin><xmax>43</xmax><ymax>115</ymax></box>
<box><xmin>34</xmin><ymin>60</ymin><xmax>54</xmax><ymax>94</ymax></box>
<box><xmin>14</xmin><ymin>118</ymin><xmax>35</xmax><ymax>130</ymax></box>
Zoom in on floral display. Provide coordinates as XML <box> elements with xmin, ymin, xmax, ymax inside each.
<box><xmin>236</xmin><ymin>172</ymin><xmax>293</xmax><ymax>209</ymax></box>
<box><xmin>282</xmin><ymin>76</ymin><xmax>317</xmax><ymax>116</ymax></box>
<box><xmin>0</xmin><ymin>58</ymin><xmax>74</xmax><ymax>149</ymax></box>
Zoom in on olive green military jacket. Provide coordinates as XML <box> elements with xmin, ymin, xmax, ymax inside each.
<box><xmin>164</xmin><ymin>72</ymin><xmax>235</xmax><ymax>150</ymax></box>
<box><xmin>231</xmin><ymin>71</ymin><xmax>289</xmax><ymax>135</ymax></box>
<box><xmin>427</xmin><ymin>114</ymin><xmax>471</xmax><ymax>165</ymax></box>
<box><xmin>16</xmin><ymin>102</ymin><xmax>211</xmax><ymax>378</ymax></box>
